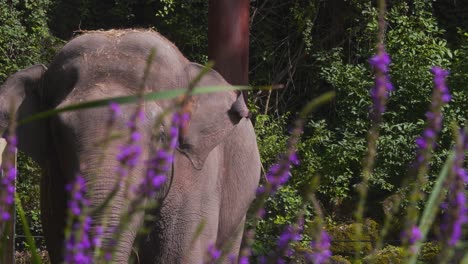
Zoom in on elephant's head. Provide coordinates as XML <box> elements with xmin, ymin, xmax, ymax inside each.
<box><xmin>0</xmin><ymin>64</ymin><xmax>47</xmax><ymax>165</ymax></box>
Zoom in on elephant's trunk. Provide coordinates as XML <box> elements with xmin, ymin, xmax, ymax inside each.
<box><xmin>54</xmin><ymin>104</ymin><xmax>159</xmax><ymax>263</ymax></box>
<box><xmin>80</xmin><ymin>150</ymin><xmax>147</xmax><ymax>263</ymax></box>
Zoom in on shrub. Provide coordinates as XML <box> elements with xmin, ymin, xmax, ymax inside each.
<box><xmin>322</xmin><ymin>218</ymin><xmax>379</xmax><ymax>257</ymax></box>
<box><xmin>330</xmin><ymin>255</ymin><xmax>352</xmax><ymax>264</ymax></box>
<box><xmin>15</xmin><ymin>153</ymin><xmax>43</xmax><ymax>249</ymax></box>
<box><xmin>14</xmin><ymin>249</ymin><xmax>49</xmax><ymax>264</ymax></box>
<box><xmin>363</xmin><ymin>245</ymin><xmax>405</xmax><ymax>264</ymax></box>
<box><xmin>0</xmin><ymin>0</ymin><xmax>61</xmax><ymax>81</ymax></box>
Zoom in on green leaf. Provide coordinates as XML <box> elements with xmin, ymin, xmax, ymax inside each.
<box><xmin>16</xmin><ymin>192</ymin><xmax>41</xmax><ymax>264</ymax></box>
<box><xmin>408</xmin><ymin>151</ymin><xmax>455</xmax><ymax>264</ymax></box>
<box><xmin>19</xmin><ymin>85</ymin><xmax>271</xmax><ymax>125</ymax></box>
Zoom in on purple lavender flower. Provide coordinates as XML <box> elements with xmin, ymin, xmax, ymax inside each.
<box><xmin>117</xmin><ymin>143</ymin><xmax>143</xmax><ymax>168</ymax></box>
<box><xmin>64</xmin><ymin>174</ymin><xmax>97</xmax><ymax>264</ymax></box>
<box><xmin>238</xmin><ymin>256</ymin><xmax>249</xmax><ymax>264</ymax></box>
<box><xmin>116</xmin><ymin>108</ymin><xmax>145</xmax><ymax>179</ymax></box>
<box><xmin>126</xmin><ymin>109</ymin><xmax>145</xmax><ymax>130</ymax></box>
<box><xmin>228</xmin><ymin>254</ymin><xmax>237</xmax><ymax>264</ymax></box>
<box><xmin>65</xmin><ymin>216</ymin><xmax>93</xmax><ymax>264</ymax></box>
<box><xmin>414</xmin><ymin>67</ymin><xmax>451</xmax><ymax>168</ymax></box>
<box><xmin>369</xmin><ymin>47</ymin><xmax>394</xmax><ymax>120</ymax></box>
<box><xmin>0</xmin><ymin>135</ymin><xmax>17</xmax><ymax>221</ymax></box>
<box><xmin>431</xmin><ymin>67</ymin><xmax>451</xmax><ymax>103</ymax></box>
<box><xmin>205</xmin><ymin>243</ymin><xmax>221</xmax><ymax>263</ymax></box>
<box><xmin>134</xmin><ymin>112</ymin><xmax>189</xmax><ymax>197</ymax></box>
<box><xmin>277</xmin><ymin>221</ymin><xmax>303</xmax><ymax>252</ymax></box>
<box><xmin>409</xmin><ymin>225</ymin><xmax>422</xmax><ymax>245</ymax></box>
<box><xmin>307</xmin><ymin>230</ymin><xmax>332</xmax><ymax>264</ymax></box>
<box><xmin>66</xmin><ymin>175</ymin><xmax>89</xmax><ymax>216</ymax></box>
<box><xmin>263</xmin><ymin>151</ymin><xmax>300</xmax><ymax>194</ymax></box>
<box><xmin>109</xmin><ymin>102</ymin><xmax>122</xmax><ymax>122</ymax></box>
<box><xmin>401</xmin><ymin>224</ymin><xmax>422</xmax><ymax>250</ymax></box>
<box><xmin>441</xmin><ymin>129</ymin><xmax>468</xmax><ymax>246</ymax></box>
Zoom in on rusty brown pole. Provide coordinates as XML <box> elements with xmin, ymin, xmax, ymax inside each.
<box><xmin>208</xmin><ymin>0</ymin><xmax>250</xmax><ymax>101</ymax></box>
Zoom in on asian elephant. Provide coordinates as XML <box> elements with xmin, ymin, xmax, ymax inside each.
<box><xmin>0</xmin><ymin>29</ymin><xmax>261</xmax><ymax>263</ymax></box>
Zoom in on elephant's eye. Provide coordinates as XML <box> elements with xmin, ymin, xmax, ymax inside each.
<box><xmin>157</xmin><ymin>126</ymin><xmax>166</xmax><ymax>143</ymax></box>
<box><xmin>0</xmin><ymin>111</ymin><xmax>10</xmax><ymax>129</ymax></box>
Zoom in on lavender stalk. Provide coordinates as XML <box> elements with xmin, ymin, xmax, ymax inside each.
<box><xmin>403</xmin><ymin>67</ymin><xmax>451</xmax><ymax>256</ymax></box>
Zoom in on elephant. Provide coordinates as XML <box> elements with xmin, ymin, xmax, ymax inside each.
<box><xmin>0</xmin><ymin>29</ymin><xmax>261</xmax><ymax>263</ymax></box>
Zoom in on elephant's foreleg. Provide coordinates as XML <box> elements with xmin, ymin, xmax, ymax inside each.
<box><xmin>221</xmin><ymin>216</ymin><xmax>246</xmax><ymax>263</ymax></box>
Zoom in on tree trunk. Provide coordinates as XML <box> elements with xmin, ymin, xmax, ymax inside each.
<box><xmin>208</xmin><ymin>0</ymin><xmax>250</xmax><ymax>102</ymax></box>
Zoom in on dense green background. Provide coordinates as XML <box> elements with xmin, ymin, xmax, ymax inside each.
<box><xmin>2</xmin><ymin>0</ymin><xmax>468</xmax><ymax>259</ymax></box>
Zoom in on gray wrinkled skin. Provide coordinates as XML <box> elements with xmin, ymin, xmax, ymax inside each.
<box><xmin>0</xmin><ymin>30</ymin><xmax>260</xmax><ymax>263</ymax></box>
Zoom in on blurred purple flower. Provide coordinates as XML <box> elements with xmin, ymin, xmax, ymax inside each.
<box><xmin>228</xmin><ymin>254</ymin><xmax>237</xmax><ymax>264</ymax></box>
<box><xmin>117</xmin><ymin>143</ymin><xmax>142</xmax><ymax>168</ymax></box>
<box><xmin>277</xmin><ymin>222</ymin><xmax>303</xmax><ymax>251</ymax></box>
<box><xmin>134</xmin><ymin>112</ymin><xmax>189</xmax><ymax>197</ymax></box>
<box><xmin>401</xmin><ymin>224</ymin><xmax>422</xmax><ymax>247</ymax></box>
<box><xmin>116</xmin><ymin>107</ymin><xmax>145</xmax><ymax>179</ymax></box>
<box><xmin>414</xmin><ymin>67</ymin><xmax>451</xmax><ymax>169</ymax></box>
<box><xmin>126</xmin><ymin>109</ymin><xmax>145</xmax><ymax>130</ymax></box>
<box><xmin>109</xmin><ymin>102</ymin><xmax>122</xmax><ymax>122</ymax></box>
<box><xmin>205</xmin><ymin>243</ymin><xmax>221</xmax><ymax>262</ymax></box>
<box><xmin>0</xmin><ymin>135</ymin><xmax>17</xmax><ymax>222</ymax></box>
<box><xmin>369</xmin><ymin>48</ymin><xmax>393</xmax><ymax>120</ymax></box>
<box><xmin>64</xmin><ymin>174</ymin><xmax>98</xmax><ymax>264</ymax></box>
<box><xmin>239</xmin><ymin>256</ymin><xmax>249</xmax><ymax>264</ymax></box>
<box><xmin>431</xmin><ymin>67</ymin><xmax>451</xmax><ymax>103</ymax></box>
<box><xmin>66</xmin><ymin>175</ymin><xmax>89</xmax><ymax>217</ymax></box>
<box><xmin>441</xmin><ymin>129</ymin><xmax>468</xmax><ymax>246</ymax></box>
<box><xmin>264</xmin><ymin>151</ymin><xmax>300</xmax><ymax>194</ymax></box>
<box><xmin>409</xmin><ymin>225</ymin><xmax>422</xmax><ymax>245</ymax></box>
<box><xmin>307</xmin><ymin>230</ymin><xmax>332</xmax><ymax>264</ymax></box>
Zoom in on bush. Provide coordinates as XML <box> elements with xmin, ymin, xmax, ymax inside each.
<box><xmin>307</xmin><ymin>1</ymin><xmax>457</xmax><ymax>212</ymax></box>
<box><xmin>15</xmin><ymin>153</ymin><xmax>43</xmax><ymax>249</ymax></box>
<box><xmin>15</xmin><ymin>249</ymin><xmax>49</xmax><ymax>264</ymax></box>
<box><xmin>330</xmin><ymin>255</ymin><xmax>352</xmax><ymax>264</ymax></box>
<box><xmin>322</xmin><ymin>219</ymin><xmax>379</xmax><ymax>257</ymax></box>
<box><xmin>419</xmin><ymin>242</ymin><xmax>441</xmax><ymax>264</ymax></box>
<box><xmin>363</xmin><ymin>245</ymin><xmax>405</xmax><ymax>264</ymax></box>
<box><xmin>0</xmin><ymin>0</ymin><xmax>61</xmax><ymax>81</ymax></box>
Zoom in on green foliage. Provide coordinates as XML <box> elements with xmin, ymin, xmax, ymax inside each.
<box><xmin>363</xmin><ymin>245</ymin><xmax>406</xmax><ymax>264</ymax></box>
<box><xmin>0</xmin><ymin>0</ymin><xmax>56</xmax><ymax>251</ymax></box>
<box><xmin>14</xmin><ymin>249</ymin><xmax>49</xmax><ymax>264</ymax></box>
<box><xmin>0</xmin><ymin>0</ymin><xmax>60</xmax><ymax>81</ymax></box>
<box><xmin>15</xmin><ymin>153</ymin><xmax>43</xmax><ymax>249</ymax></box>
<box><xmin>319</xmin><ymin>219</ymin><xmax>379</xmax><ymax>257</ymax></box>
<box><xmin>49</xmin><ymin>0</ymin><xmax>208</xmax><ymax>63</ymax></box>
<box><xmin>418</xmin><ymin>242</ymin><xmax>441</xmax><ymax>264</ymax></box>
<box><xmin>330</xmin><ymin>255</ymin><xmax>352</xmax><ymax>264</ymax></box>
<box><xmin>447</xmin><ymin>31</ymin><xmax>468</xmax><ymax>128</ymax></box>
<box><xmin>363</xmin><ymin>242</ymin><xmax>440</xmax><ymax>264</ymax></box>
<box><xmin>254</xmin><ymin>114</ymin><xmax>289</xmax><ymax>166</ymax></box>
<box><xmin>309</xmin><ymin>0</ymin><xmax>457</xmax><ymax>207</ymax></box>
<box><xmin>151</xmin><ymin>1</ymin><xmax>209</xmax><ymax>63</ymax></box>
<box><xmin>251</xmin><ymin>0</ymin><xmax>468</xmax><ymax>259</ymax></box>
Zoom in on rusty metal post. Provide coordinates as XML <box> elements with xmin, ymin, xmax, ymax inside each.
<box><xmin>208</xmin><ymin>0</ymin><xmax>250</xmax><ymax>102</ymax></box>
<box><xmin>0</xmin><ymin>138</ymin><xmax>15</xmax><ymax>264</ymax></box>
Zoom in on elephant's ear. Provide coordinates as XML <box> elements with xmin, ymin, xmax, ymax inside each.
<box><xmin>0</xmin><ymin>64</ymin><xmax>47</xmax><ymax>165</ymax></box>
<box><xmin>1</xmin><ymin>64</ymin><xmax>47</xmax><ymax>109</ymax></box>
<box><xmin>178</xmin><ymin>63</ymin><xmax>249</xmax><ymax>169</ymax></box>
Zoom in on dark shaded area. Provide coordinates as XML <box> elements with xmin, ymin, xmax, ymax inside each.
<box><xmin>433</xmin><ymin>0</ymin><xmax>468</xmax><ymax>47</ymax></box>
